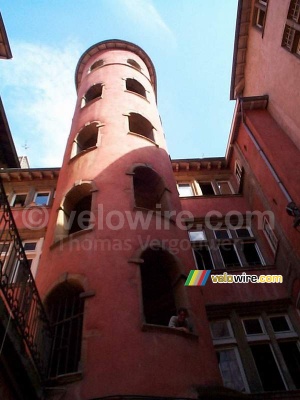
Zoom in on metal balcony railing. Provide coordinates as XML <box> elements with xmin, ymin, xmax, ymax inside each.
<box><xmin>0</xmin><ymin>178</ymin><xmax>52</xmax><ymax>380</ymax></box>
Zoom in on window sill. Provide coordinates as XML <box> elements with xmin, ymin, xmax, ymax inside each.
<box><xmin>141</xmin><ymin>323</ymin><xmax>198</xmax><ymax>340</ymax></box>
<box><xmin>128</xmin><ymin>132</ymin><xmax>159</xmax><ymax>147</ymax></box>
<box><xmin>125</xmin><ymin>90</ymin><xmax>149</xmax><ymax>102</ymax></box>
<box><xmin>51</xmin><ymin>227</ymin><xmax>94</xmax><ymax>249</ymax></box>
<box><xmin>69</xmin><ymin>145</ymin><xmax>98</xmax><ymax>163</ymax></box>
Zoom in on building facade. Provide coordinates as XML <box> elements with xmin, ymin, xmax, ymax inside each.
<box><xmin>0</xmin><ymin>1</ymin><xmax>300</xmax><ymax>399</ymax></box>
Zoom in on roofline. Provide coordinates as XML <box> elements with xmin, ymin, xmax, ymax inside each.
<box><xmin>0</xmin><ymin>97</ymin><xmax>20</xmax><ymax>168</ymax></box>
<box><xmin>230</xmin><ymin>0</ymin><xmax>243</xmax><ymax>100</ymax></box>
<box><xmin>0</xmin><ymin>13</ymin><xmax>12</xmax><ymax>59</ymax></box>
<box><xmin>75</xmin><ymin>39</ymin><xmax>157</xmax><ymax>100</ymax></box>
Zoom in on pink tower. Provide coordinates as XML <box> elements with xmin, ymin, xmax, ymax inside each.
<box><xmin>36</xmin><ymin>40</ymin><xmax>221</xmax><ymax>399</ymax></box>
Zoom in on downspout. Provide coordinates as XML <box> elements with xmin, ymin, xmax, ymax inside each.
<box><xmin>240</xmin><ymin>98</ymin><xmax>293</xmax><ymax>203</ymax></box>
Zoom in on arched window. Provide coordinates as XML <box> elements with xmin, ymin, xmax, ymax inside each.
<box><xmin>45</xmin><ymin>282</ymin><xmax>84</xmax><ymax>377</ymax></box>
<box><xmin>72</xmin><ymin>122</ymin><xmax>99</xmax><ymax>157</ymax></box>
<box><xmin>55</xmin><ymin>183</ymin><xmax>94</xmax><ymax>240</ymax></box>
<box><xmin>128</xmin><ymin>113</ymin><xmax>154</xmax><ymax>142</ymax></box>
<box><xmin>133</xmin><ymin>166</ymin><xmax>169</xmax><ymax>212</ymax></box>
<box><xmin>81</xmin><ymin>84</ymin><xmax>103</xmax><ymax>107</ymax></box>
<box><xmin>126</xmin><ymin>78</ymin><xmax>146</xmax><ymax>98</ymax></box>
<box><xmin>140</xmin><ymin>248</ymin><xmax>180</xmax><ymax>326</ymax></box>
<box><xmin>127</xmin><ymin>58</ymin><xmax>141</xmax><ymax>70</ymax></box>
<box><xmin>89</xmin><ymin>59</ymin><xmax>104</xmax><ymax>73</ymax></box>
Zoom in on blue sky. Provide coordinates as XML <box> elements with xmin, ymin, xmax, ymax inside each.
<box><xmin>0</xmin><ymin>0</ymin><xmax>238</xmax><ymax>168</ymax></box>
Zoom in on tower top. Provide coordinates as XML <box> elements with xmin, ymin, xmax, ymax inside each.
<box><xmin>75</xmin><ymin>39</ymin><xmax>157</xmax><ymax>96</ymax></box>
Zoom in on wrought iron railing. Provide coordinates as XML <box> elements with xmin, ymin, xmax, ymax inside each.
<box><xmin>0</xmin><ymin>178</ymin><xmax>52</xmax><ymax>380</ymax></box>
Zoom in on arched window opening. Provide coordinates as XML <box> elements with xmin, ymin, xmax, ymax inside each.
<box><xmin>126</xmin><ymin>78</ymin><xmax>146</xmax><ymax>98</ymax></box>
<box><xmin>89</xmin><ymin>59</ymin><xmax>104</xmax><ymax>72</ymax></box>
<box><xmin>128</xmin><ymin>113</ymin><xmax>154</xmax><ymax>142</ymax></box>
<box><xmin>45</xmin><ymin>282</ymin><xmax>84</xmax><ymax>377</ymax></box>
<box><xmin>140</xmin><ymin>248</ymin><xmax>178</xmax><ymax>326</ymax></box>
<box><xmin>127</xmin><ymin>58</ymin><xmax>141</xmax><ymax>70</ymax></box>
<box><xmin>81</xmin><ymin>84</ymin><xmax>103</xmax><ymax>107</ymax></box>
<box><xmin>133</xmin><ymin>166</ymin><xmax>169</xmax><ymax>212</ymax></box>
<box><xmin>74</xmin><ymin>123</ymin><xmax>98</xmax><ymax>156</ymax></box>
<box><xmin>55</xmin><ymin>183</ymin><xmax>93</xmax><ymax>240</ymax></box>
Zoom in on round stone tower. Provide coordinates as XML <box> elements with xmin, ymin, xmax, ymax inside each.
<box><xmin>36</xmin><ymin>40</ymin><xmax>221</xmax><ymax>399</ymax></box>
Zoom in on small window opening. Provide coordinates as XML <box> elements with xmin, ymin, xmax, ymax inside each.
<box><xmin>133</xmin><ymin>166</ymin><xmax>169</xmax><ymax>212</ymax></box>
<box><xmin>12</xmin><ymin>194</ymin><xmax>27</xmax><ymax>207</ymax></box>
<box><xmin>55</xmin><ymin>183</ymin><xmax>93</xmax><ymax>240</ymax></box>
<box><xmin>128</xmin><ymin>113</ymin><xmax>154</xmax><ymax>141</ymax></box>
<box><xmin>140</xmin><ymin>248</ymin><xmax>177</xmax><ymax>326</ymax></box>
<box><xmin>89</xmin><ymin>59</ymin><xmax>104</xmax><ymax>72</ymax></box>
<box><xmin>126</xmin><ymin>78</ymin><xmax>146</xmax><ymax>98</ymax></box>
<box><xmin>82</xmin><ymin>84</ymin><xmax>103</xmax><ymax>107</ymax></box>
<box><xmin>198</xmin><ymin>182</ymin><xmax>215</xmax><ymax>196</ymax></box>
<box><xmin>75</xmin><ymin>123</ymin><xmax>98</xmax><ymax>156</ymax></box>
<box><xmin>46</xmin><ymin>282</ymin><xmax>84</xmax><ymax>378</ymax></box>
<box><xmin>127</xmin><ymin>58</ymin><xmax>141</xmax><ymax>70</ymax></box>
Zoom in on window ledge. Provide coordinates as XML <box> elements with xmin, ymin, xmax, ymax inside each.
<box><xmin>69</xmin><ymin>145</ymin><xmax>98</xmax><ymax>163</ymax></box>
<box><xmin>128</xmin><ymin>132</ymin><xmax>158</xmax><ymax>147</ymax></box>
<box><xmin>141</xmin><ymin>323</ymin><xmax>198</xmax><ymax>340</ymax></box>
<box><xmin>51</xmin><ymin>227</ymin><xmax>94</xmax><ymax>249</ymax></box>
<box><xmin>125</xmin><ymin>90</ymin><xmax>149</xmax><ymax>102</ymax></box>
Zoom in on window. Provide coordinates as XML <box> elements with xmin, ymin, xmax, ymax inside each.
<box><xmin>193</xmin><ymin>246</ymin><xmax>214</xmax><ymax>270</ymax></box>
<box><xmin>216</xmin><ymin>181</ymin><xmax>234</xmax><ymax>195</ymax></box>
<box><xmin>34</xmin><ymin>192</ymin><xmax>50</xmax><ymax>206</ymax></box>
<box><xmin>89</xmin><ymin>59</ymin><xmax>104</xmax><ymax>73</ymax></box>
<box><xmin>23</xmin><ymin>242</ymin><xmax>37</xmax><ymax>251</ymax></box>
<box><xmin>133</xmin><ymin>166</ymin><xmax>169</xmax><ymax>212</ymax></box>
<box><xmin>235</xmin><ymin>161</ymin><xmax>243</xmax><ymax>185</ymax></box>
<box><xmin>128</xmin><ymin>113</ymin><xmax>154</xmax><ymax>142</ymax></box>
<box><xmin>253</xmin><ymin>0</ymin><xmax>268</xmax><ymax>30</ymax></box>
<box><xmin>177</xmin><ymin>183</ymin><xmax>194</xmax><ymax>197</ymax></box>
<box><xmin>263</xmin><ymin>217</ymin><xmax>278</xmax><ymax>253</ymax></box>
<box><xmin>217</xmin><ymin>348</ymin><xmax>248</xmax><ymax>392</ymax></box>
<box><xmin>189</xmin><ymin>226</ymin><xmax>264</xmax><ymax>269</ymax></box>
<box><xmin>81</xmin><ymin>84</ymin><xmax>103</xmax><ymax>107</ymax></box>
<box><xmin>250</xmin><ymin>344</ymin><xmax>286</xmax><ymax>391</ymax></box>
<box><xmin>55</xmin><ymin>183</ymin><xmax>94</xmax><ymax>240</ymax></box>
<box><xmin>210</xmin><ymin>319</ymin><xmax>249</xmax><ymax>392</ymax></box>
<box><xmin>177</xmin><ymin>180</ymin><xmax>235</xmax><ymax>197</ymax></box>
<box><xmin>11</xmin><ymin>193</ymin><xmax>27</xmax><ymax>207</ymax></box>
<box><xmin>126</xmin><ymin>78</ymin><xmax>146</xmax><ymax>98</ymax></box>
<box><xmin>197</xmin><ymin>181</ymin><xmax>215</xmax><ymax>196</ymax></box>
<box><xmin>46</xmin><ymin>282</ymin><xmax>84</xmax><ymax>377</ymax></box>
<box><xmin>211</xmin><ymin>313</ymin><xmax>300</xmax><ymax>392</ymax></box>
<box><xmin>243</xmin><ymin>318</ymin><xmax>264</xmax><ymax>335</ymax></box>
<box><xmin>140</xmin><ymin>248</ymin><xmax>178</xmax><ymax>326</ymax></box>
<box><xmin>127</xmin><ymin>58</ymin><xmax>141</xmax><ymax>70</ymax></box>
<box><xmin>282</xmin><ymin>1</ymin><xmax>300</xmax><ymax>55</ymax></box>
<box><xmin>72</xmin><ymin>122</ymin><xmax>99</xmax><ymax>157</ymax></box>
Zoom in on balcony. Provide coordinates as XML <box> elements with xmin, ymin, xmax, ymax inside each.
<box><xmin>0</xmin><ymin>178</ymin><xmax>52</xmax><ymax>396</ymax></box>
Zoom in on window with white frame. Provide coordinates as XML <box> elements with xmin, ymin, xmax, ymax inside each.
<box><xmin>210</xmin><ymin>319</ymin><xmax>249</xmax><ymax>392</ymax></box>
<box><xmin>216</xmin><ymin>180</ymin><xmax>234</xmax><ymax>195</ymax></box>
<box><xmin>211</xmin><ymin>313</ymin><xmax>300</xmax><ymax>392</ymax></box>
<box><xmin>11</xmin><ymin>193</ymin><xmax>27</xmax><ymax>207</ymax></box>
<box><xmin>177</xmin><ymin>183</ymin><xmax>194</xmax><ymax>197</ymax></box>
<box><xmin>34</xmin><ymin>192</ymin><xmax>50</xmax><ymax>206</ymax></box>
<box><xmin>253</xmin><ymin>0</ymin><xmax>268</xmax><ymax>31</ymax></box>
<box><xmin>177</xmin><ymin>179</ymin><xmax>235</xmax><ymax>197</ymax></box>
<box><xmin>189</xmin><ymin>226</ymin><xmax>264</xmax><ymax>270</ymax></box>
<box><xmin>234</xmin><ymin>161</ymin><xmax>243</xmax><ymax>184</ymax></box>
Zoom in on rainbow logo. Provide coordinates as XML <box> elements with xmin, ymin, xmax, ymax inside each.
<box><xmin>185</xmin><ymin>270</ymin><xmax>211</xmax><ymax>286</ymax></box>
